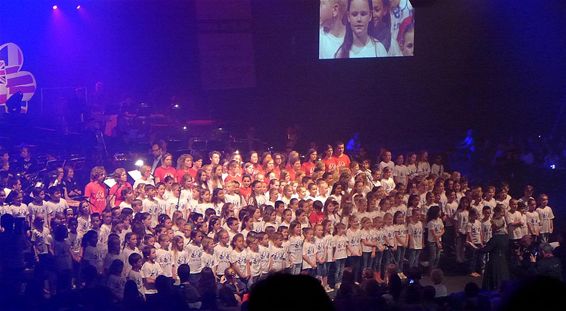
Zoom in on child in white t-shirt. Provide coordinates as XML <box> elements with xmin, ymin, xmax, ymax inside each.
<box><xmin>426</xmin><ymin>206</ymin><xmax>444</xmax><ymax>269</ymax></box>
<box><xmin>322</xmin><ymin>221</ymin><xmax>335</xmax><ymax>291</ymax></box>
<box><xmin>407</xmin><ymin>211</ymin><xmax>423</xmax><ymax>269</ymax></box>
<box><xmin>155</xmin><ymin>234</ymin><xmax>173</xmax><ymax>278</ymax></box>
<box><xmin>9</xmin><ymin>192</ymin><xmax>28</xmax><ymax>219</ymax></box>
<box><xmin>127</xmin><ymin>253</ymin><xmax>145</xmax><ymax>298</ymax></box>
<box><xmin>122</xmin><ymin>232</ymin><xmax>141</xmax><ymax>277</ymax></box>
<box><xmin>98</xmin><ymin>211</ymin><xmax>113</xmax><ymax>258</ymax></box>
<box><xmin>185</xmin><ymin>231</ymin><xmax>203</xmax><ymax>279</ymax></box>
<box><xmin>392</xmin><ymin>192</ymin><xmax>408</xmax><ymax>219</ymax></box>
<box><xmin>213</xmin><ymin>230</ymin><xmax>232</xmax><ymax>278</ymax></box>
<box><xmin>518</xmin><ymin>203</ymin><xmax>528</xmax><ymax>238</ymax></box>
<box><xmin>288</xmin><ymin>221</ymin><xmax>304</xmax><ymax>275</ymax></box>
<box><xmin>360</xmin><ymin>217</ymin><xmax>376</xmax><ymax>272</ymax></box>
<box><xmin>333</xmin><ymin>223</ymin><xmax>348</xmax><ymax>289</ymax></box>
<box><xmin>346</xmin><ymin>216</ymin><xmax>362</xmax><ymax>283</ymax></box>
<box><xmin>255</xmin><ymin>232</ymin><xmax>271</xmax><ymax>277</ymax></box>
<box><xmin>380</xmin><ymin>167</ymin><xmax>396</xmax><ymax>194</ymax></box>
<box><xmin>170</xmin><ymin>235</ymin><xmax>189</xmax><ymax>281</ymax></box>
<box><xmin>28</xmin><ymin>188</ymin><xmax>47</xmax><ymax>225</ymax></box>
<box><xmin>314</xmin><ymin>224</ymin><xmax>331</xmax><ymax>291</ymax></box>
<box><xmin>46</xmin><ymin>187</ymin><xmax>69</xmax><ymax>221</ymax></box>
<box><xmin>371</xmin><ymin>216</ymin><xmax>386</xmax><ymax>279</ymax></box>
<box><xmin>454</xmin><ymin>198</ymin><xmax>470</xmax><ymax>263</ymax></box>
<box><xmin>480</xmin><ymin>206</ymin><xmax>493</xmax><ymax>245</ymax></box>
<box><xmin>268</xmin><ymin>232</ymin><xmax>288</xmax><ymax>272</ymax></box>
<box><xmin>393</xmin><ymin>154</ymin><xmax>409</xmax><ymax>187</ymax></box>
<box><xmin>31</xmin><ymin>216</ymin><xmax>52</xmax><ymax>279</ymax></box>
<box><xmin>506</xmin><ymin>199</ymin><xmax>525</xmax><ymax>243</ymax></box>
<box><xmin>381</xmin><ymin>213</ymin><xmax>397</xmax><ymax>273</ymax></box>
<box><xmin>119</xmin><ymin>188</ymin><xmax>135</xmax><ymax>210</ymax></box>
<box><xmin>142</xmin><ymin>185</ymin><xmax>160</xmax><ymax>227</ymax></box>
<box><xmin>200</xmin><ymin>237</ymin><xmax>216</xmax><ymax>271</ymax></box>
<box><xmin>526</xmin><ymin>198</ymin><xmax>541</xmax><ymax>240</ymax></box>
<box><xmin>230</xmin><ymin>233</ymin><xmax>249</xmax><ymax>281</ymax></box>
<box><xmin>406</xmin><ymin>153</ymin><xmax>418</xmax><ymax>179</ymax></box>
<box><xmin>378</xmin><ymin>150</ymin><xmax>395</xmax><ymax>172</ymax></box>
<box><xmin>82</xmin><ymin>230</ymin><xmax>103</xmax><ymax>274</ymax></box>
<box><xmin>430</xmin><ymin>155</ymin><xmax>444</xmax><ymax>177</ymax></box>
<box><xmin>442</xmin><ymin>190</ymin><xmax>458</xmax><ymax>256</ymax></box>
<box><xmin>466</xmin><ymin>209</ymin><xmax>482</xmax><ymax>277</ymax></box>
<box><xmin>103</xmin><ymin>235</ymin><xmax>122</xmax><ymax>275</ymax></box>
<box><xmin>495</xmin><ymin>191</ymin><xmax>511</xmax><ymax>212</ymax></box>
<box><xmin>141</xmin><ymin>246</ymin><xmax>163</xmax><ymax>297</ymax></box>
<box><xmin>302</xmin><ymin>228</ymin><xmax>317</xmax><ymax>277</ymax></box>
<box><xmin>393</xmin><ymin>211</ymin><xmax>408</xmax><ymax>273</ymax></box>
<box><xmin>52</xmin><ymin>224</ymin><xmax>72</xmax><ymax>278</ymax></box>
<box><xmin>106</xmin><ymin>259</ymin><xmax>126</xmax><ymax>301</ymax></box>
<box><xmin>483</xmin><ymin>186</ymin><xmax>497</xmax><ymax>211</ymax></box>
<box><xmin>536</xmin><ymin>194</ymin><xmax>554</xmax><ymax>243</ymax></box>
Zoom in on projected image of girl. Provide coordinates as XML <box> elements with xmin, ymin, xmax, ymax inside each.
<box><xmin>397</xmin><ymin>16</ymin><xmax>414</xmax><ymax>56</ymax></box>
<box><xmin>388</xmin><ymin>0</ymin><xmax>414</xmax><ymax>56</ymax></box>
<box><xmin>319</xmin><ymin>0</ymin><xmax>347</xmax><ymax>59</ymax></box>
<box><xmin>368</xmin><ymin>0</ymin><xmax>392</xmax><ymax>52</ymax></box>
<box><xmin>335</xmin><ymin>0</ymin><xmax>387</xmax><ymax>58</ymax></box>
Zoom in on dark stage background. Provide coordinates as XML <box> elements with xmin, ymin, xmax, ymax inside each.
<box><xmin>1</xmin><ymin>0</ymin><xmax>565</xmax><ymax>146</ymax></box>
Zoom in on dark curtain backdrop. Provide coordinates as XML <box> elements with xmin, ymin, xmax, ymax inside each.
<box><xmin>1</xmin><ymin>0</ymin><xmax>565</xmax><ymax>147</ymax></box>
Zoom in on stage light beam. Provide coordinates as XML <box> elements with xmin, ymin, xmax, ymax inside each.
<box><xmin>76</xmin><ymin>5</ymin><xmax>81</xmax><ymax>10</ymax></box>
<box><xmin>53</xmin><ymin>5</ymin><xmax>58</xmax><ymax>10</ymax></box>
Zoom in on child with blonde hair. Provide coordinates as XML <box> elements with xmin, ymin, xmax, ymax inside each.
<box><xmin>268</xmin><ymin>232</ymin><xmax>288</xmax><ymax>272</ymax></box>
<box><xmin>302</xmin><ymin>227</ymin><xmax>317</xmax><ymax>277</ymax></box>
<box><xmin>346</xmin><ymin>215</ymin><xmax>362</xmax><ymax>282</ymax></box>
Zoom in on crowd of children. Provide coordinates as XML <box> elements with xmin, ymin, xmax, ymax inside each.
<box><xmin>0</xmin><ymin>142</ymin><xmax>558</xmax><ymax>307</ymax></box>
<box><xmin>320</xmin><ymin>0</ymin><xmax>414</xmax><ymax>59</ymax></box>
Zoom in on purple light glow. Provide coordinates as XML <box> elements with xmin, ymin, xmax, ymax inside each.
<box><xmin>76</xmin><ymin>5</ymin><xmax>81</xmax><ymax>10</ymax></box>
<box><xmin>52</xmin><ymin>5</ymin><xmax>58</xmax><ymax>10</ymax></box>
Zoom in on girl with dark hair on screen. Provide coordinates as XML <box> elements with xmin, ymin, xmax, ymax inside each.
<box><xmin>335</xmin><ymin>0</ymin><xmax>387</xmax><ymax>58</ymax></box>
<box><xmin>368</xmin><ymin>0</ymin><xmax>392</xmax><ymax>51</ymax></box>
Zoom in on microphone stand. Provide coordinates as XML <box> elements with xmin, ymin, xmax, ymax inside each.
<box><xmin>176</xmin><ymin>188</ymin><xmax>182</xmax><ymax>212</ymax></box>
<box><xmin>106</xmin><ymin>179</ymin><xmax>124</xmax><ymax>210</ymax></box>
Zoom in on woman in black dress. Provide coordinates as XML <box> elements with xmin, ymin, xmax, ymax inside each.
<box><xmin>481</xmin><ymin>205</ymin><xmax>510</xmax><ymax>290</ymax></box>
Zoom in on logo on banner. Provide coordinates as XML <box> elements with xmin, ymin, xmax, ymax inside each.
<box><xmin>0</xmin><ymin>43</ymin><xmax>37</xmax><ymax>113</ymax></box>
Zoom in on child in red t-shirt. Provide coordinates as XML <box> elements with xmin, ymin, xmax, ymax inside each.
<box><xmin>85</xmin><ymin>166</ymin><xmax>107</xmax><ymax>214</ymax></box>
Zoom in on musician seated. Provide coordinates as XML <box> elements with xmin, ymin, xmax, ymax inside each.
<box><xmin>14</xmin><ymin>146</ymin><xmax>38</xmax><ymax>177</ymax></box>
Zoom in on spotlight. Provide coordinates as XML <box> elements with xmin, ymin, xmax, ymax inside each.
<box><xmin>52</xmin><ymin>5</ymin><xmax>58</xmax><ymax>10</ymax></box>
<box><xmin>76</xmin><ymin>5</ymin><xmax>81</xmax><ymax>10</ymax></box>
<box><xmin>550</xmin><ymin>164</ymin><xmax>556</xmax><ymax>170</ymax></box>
<box><xmin>173</xmin><ymin>104</ymin><xmax>180</xmax><ymax>109</ymax></box>
<box><xmin>135</xmin><ymin>159</ymin><xmax>144</xmax><ymax>167</ymax></box>
<box><xmin>182</xmin><ymin>125</ymin><xmax>188</xmax><ymax>131</ymax></box>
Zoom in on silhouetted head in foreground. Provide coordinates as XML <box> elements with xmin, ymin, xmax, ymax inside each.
<box><xmin>500</xmin><ymin>276</ymin><xmax>566</xmax><ymax>311</ymax></box>
<box><xmin>248</xmin><ymin>273</ymin><xmax>334</xmax><ymax>311</ymax></box>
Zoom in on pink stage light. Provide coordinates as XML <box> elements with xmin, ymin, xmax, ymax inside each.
<box><xmin>76</xmin><ymin>5</ymin><xmax>81</xmax><ymax>10</ymax></box>
<box><xmin>52</xmin><ymin>5</ymin><xmax>58</xmax><ymax>10</ymax></box>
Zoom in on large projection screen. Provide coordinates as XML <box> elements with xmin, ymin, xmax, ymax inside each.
<box><xmin>319</xmin><ymin>0</ymin><xmax>414</xmax><ymax>59</ymax></box>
